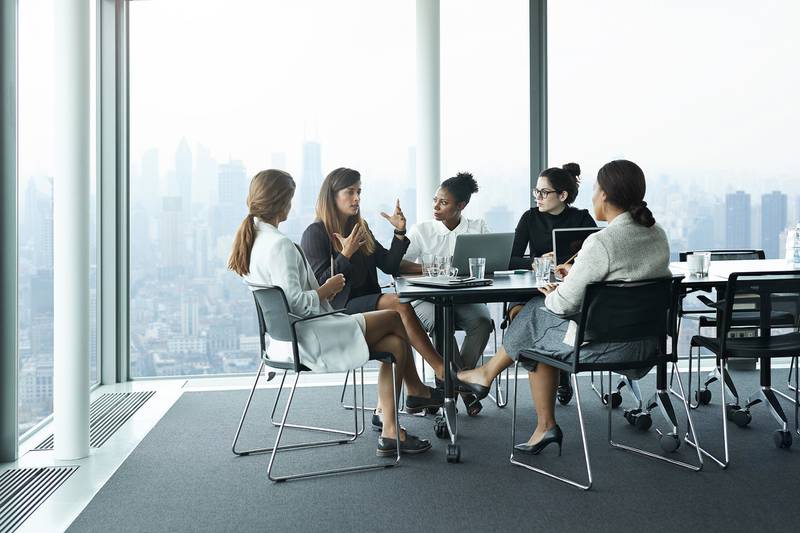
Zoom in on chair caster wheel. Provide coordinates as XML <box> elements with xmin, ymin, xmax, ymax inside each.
<box><xmin>603</xmin><ymin>391</ymin><xmax>622</xmax><ymax>409</ymax></box>
<box><xmin>425</xmin><ymin>406</ymin><xmax>440</xmax><ymax>416</ymax></box>
<box><xmin>659</xmin><ymin>433</ymin><xmax>680</xmax><ymax>453</ymax></box>
<box><xmin>434</xmin><ymin>417</ymin><xmax>449</xmax><ymax>439</ymax></box>
<box><xmin>556</xmin><ymin>384</ymin><xmax>573</xmax><ymax>405</ymax></box>
<box><xmin>695</xmin><ymin>389</ymin><xmax>712</xmax><ymax>405</ymax></box>
<box><xmin>774</xmin><ymin>430</ymin><xmax>793</xmax><ymax>449</ymax></box>
<box><xmin>726</xmin><ymin>404</ymin><xmax>752</xmax><ymax>427</ymax></box>
<box><xmin>624</xmin><ymin>409</ymin><xmax>652</xmax><ymax>431</ymax></box>
<box><xmin>446</xmin><ymin>444</ymin><xmax>461</xmax><ymax>463</ymax></box>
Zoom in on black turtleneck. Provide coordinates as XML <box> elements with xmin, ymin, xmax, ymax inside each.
<box><xmin>509</xmin><ymin>206</ymin><xmax>596</xmax><ymax>269</ymax></box>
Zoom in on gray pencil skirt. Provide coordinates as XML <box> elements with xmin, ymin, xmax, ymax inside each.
<box><xmin>501</xmin><ymin>295</ymin><xmax>659</xmax><ymax>380</ymax></box>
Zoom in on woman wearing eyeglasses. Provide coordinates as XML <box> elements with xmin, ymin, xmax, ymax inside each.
<box><xmin>509</xmin><ymin>163</ymin><xmax>596</xmax><ymax>271</ymax></box>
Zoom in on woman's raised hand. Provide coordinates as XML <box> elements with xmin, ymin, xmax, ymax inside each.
<box><xmin>333</xmin><ymin>223</ymin><xmax>366</xmax><ymax>259</ymax></box>
<box><xmin>380</xmin><ymin>199</ymin><xmax>407</xmax><ymax>232</ymax></box>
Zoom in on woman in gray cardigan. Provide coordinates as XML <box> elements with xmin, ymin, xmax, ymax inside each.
<box><xmin>454</xmin><ymin>160</ymin><xmax>671</xmax><ymax>455</ymax></box>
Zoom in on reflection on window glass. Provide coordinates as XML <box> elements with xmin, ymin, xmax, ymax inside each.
<box><xmin>549</xmin><ymin>0</ymin><xmax>800</xmax><ymax>260</ymax></box>
<box><xmin>129</xmin><ymin>0</ymin><xmax>414</xmax><ymax>377</ymax></box>
<box><xmin>18</xmin><ymin>0</ymin><xmax>98</xmax><ymax>437</ymax></box>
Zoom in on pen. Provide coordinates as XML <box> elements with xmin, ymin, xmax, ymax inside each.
<box><xmin>331</xmin><ymin>255</ymin><xmax>335</xmax><ymax>278</ymax></box>
<box><xmin>563</xmin><ymin>251</ymin><xmax>579</xmax><ymax>266</ymax></box>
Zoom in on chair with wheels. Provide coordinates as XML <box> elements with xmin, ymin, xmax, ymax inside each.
<box><xmin>669</xmin><ymin>249</ymin><xmax>794</xmax><ymax>409</ymax></box>
<box><xmin>509</xmin><ymin>276</ymin><xmax>703</xmax><ymax>490</ymax></box>
<box><xmin>687</xmin><ymin>270</ymin><xmax>800</xmax><ymax>468</ymax></box>
<box><xmin>231</xmin><ymin>287</ymin><xmax>401</xmax><ymax>482</ymax></box>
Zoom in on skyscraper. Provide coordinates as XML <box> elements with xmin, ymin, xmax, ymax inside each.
<box><xmin>34</xmin><ymin>177</ymin><xmax>54</xmax><ymax>270</ymax></box>
<box><xmin>725</xmin><ymin>191</ymin><xmax>751</xmax><ymax>249</ymax></box>
<box><xmin>159</xmin><ymin>196</ymin><xmax>184</xmax><ymax>277</ymax></box>
<box><xmin>302</xmin><ymin>141</ymin><xmax>322</xmax><ymax>209</ymax></box>
<box><xmin>761</xmin><ymin>191</ymin><xmax>787</xmax><ymax>258</ymax></box>
<box><xmin>176</xmin><ymin>138</ymin><xmax>193</xmax><ymax>214</ymax></box>
<box><xmin>215</xmin><ymin>160</ymin><xmax>247</xmax><ymax>239</ymax></box>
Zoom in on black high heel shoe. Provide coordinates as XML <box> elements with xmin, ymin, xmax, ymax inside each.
<box><xmin>514</xmin><ymin>425</ymin><xmax>563</xmax><ymax>456</ymax></box>
<box><xmin>449</xmin><ymin>364</ymin><xmax>490</xmax><ymax>401</ymax></box>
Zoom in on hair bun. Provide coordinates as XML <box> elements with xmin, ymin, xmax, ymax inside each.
<box><xmin>454</xmin><ymin>171</ymin><xmax>479</xmax><ymax>194</ymax></box>
<box><xmin>630</xmin><ymin>201</ymin><xmax>656</xmax><ymax>227</ymax></box>
<box><xmin>562</xmin><ymin>162</ymin><xmax>581</xmax><ymax>179</ymax></box>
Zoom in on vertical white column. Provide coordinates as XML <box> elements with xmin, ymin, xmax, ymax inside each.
<box><xmin>54</xmin><ymin>0</ymin><xmax>90</xmax><ymax>460</ymax></box>
<box><xmin>416</xmin><ymin>0</ymin><xmax>440</xmax><ymax>222</ymax></box>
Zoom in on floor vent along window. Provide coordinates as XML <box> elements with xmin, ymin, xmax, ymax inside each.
<box><xmin>33</xmin><ymin>391</ymin><xmax>156</xmax><ymax>450</ymax></box>
<box><xmin>0</xmin><ymin>466</ymin><xmax>78</xmax><ymax>533</ymax></box>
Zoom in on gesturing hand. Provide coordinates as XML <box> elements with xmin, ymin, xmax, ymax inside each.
<box><xmin>380</xmin><ymin>199</ymin><xmax>407</xmax><ymax>232</ymax></box>
<box><xmin>333</xmin><ymin>223</ymin><xmax>366</xmax><ymax>259</ymax></box>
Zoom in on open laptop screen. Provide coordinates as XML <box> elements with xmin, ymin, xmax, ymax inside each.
<box><xmin>552</xmin><ymin>227</ymin><xmax>602</xmax><ymax>265</ymax></box>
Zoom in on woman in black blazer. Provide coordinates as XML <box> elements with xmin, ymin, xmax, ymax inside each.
<box><xmin>301</xmin><ymin>167</ymin><xmax>444</xmax><ymax>419</ymax></box>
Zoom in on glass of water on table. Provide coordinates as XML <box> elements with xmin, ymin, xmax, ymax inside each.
<box><xmin>533</xmin><ymin>256</ymin><xmax>553</xmax><ymax>285</ymax></box>
<box><xmin>468</xmin><ymin>257</ymin><xmax>486</xmax><ymax>280</ymax></box>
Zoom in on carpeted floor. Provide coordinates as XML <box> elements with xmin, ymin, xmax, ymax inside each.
<box><xmin>68</xmin><ymin>369</ymin><xmax>800</xmax><ymax>533</ymax></box>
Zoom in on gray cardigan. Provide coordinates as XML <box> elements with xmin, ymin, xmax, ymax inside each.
<box><xmin>545</xmin><ymin>211</ymin><xmax>671</xmax><ymax>315</ymax></box>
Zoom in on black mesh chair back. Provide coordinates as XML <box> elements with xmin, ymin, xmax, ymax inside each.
<box><xmin>579</xmin><ymin>278</ymin><xmax>672</xmax><ymax>346</ymax></box>
<box><xmin>678</xmin><ymin>249</ymin><xmax>764</xmax><ymax>262</ymax></box>
<box><xmin>718</xmin><ymin>271</ymin><xmax>800</xmax><ymax>353</ymax></box>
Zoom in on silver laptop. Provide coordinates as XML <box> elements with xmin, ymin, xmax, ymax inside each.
<box><xmin>451</xmin><ymin>233</ymin><xmax>514</xmax><ymax>275</ymax></box>
<box><xmin>552</xmin><ymin>227</ymin><xmax>601</xmax><ymax>265</ymax></box>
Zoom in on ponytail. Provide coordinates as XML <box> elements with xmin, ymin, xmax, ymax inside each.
<box><xmin>629</xmin><ymin>201</ymin><xmax>656</xmax><ymax>227</ymax></box>
<box><xmin>228</xmin><ymin>215</ymin><xmax>257</xmax><ymax>276</ymax></box>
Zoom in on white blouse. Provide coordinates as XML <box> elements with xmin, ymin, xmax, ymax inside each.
<box><xmin>403</xmin><ymin>217</ymin><xmax>489</xmax><ymax>262</ymax></box>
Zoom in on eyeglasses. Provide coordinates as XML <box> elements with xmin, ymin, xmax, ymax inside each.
<box><xmin>533</xmin><ymin>188</ymin><xmax>559</xmax><ymax>199</ymax></box>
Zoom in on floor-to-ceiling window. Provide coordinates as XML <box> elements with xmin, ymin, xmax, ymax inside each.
<box><xmin>128</xmin><ymin>0</ymin><xmax>415</xmax><ymax>377</ymax></box>
<box><xmin>548</xmin><ymin>0</ymin><xmax>800</xmax><ymax>260</ymax></box>
<box><xmin>18</xmin><ymin>0</ymin><xmax>99</xmax><ymax>437</ymax></box>
<box><xmin>441</xmin><ymin>0</ymin><xmax>530</xmax><ymax>233</ymax></box>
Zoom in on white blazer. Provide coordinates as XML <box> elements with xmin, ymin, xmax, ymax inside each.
<box><xmin>243</xmin><ymin>219</ymin><xmax>370</xmax><ymax>373</ymax></box>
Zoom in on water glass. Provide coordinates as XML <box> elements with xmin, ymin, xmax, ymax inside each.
<box><xmin>533</xmin><ymin>256</ymin><xmax>553</xmax><ymax>285</ymax></box>
<box><xmin>469</xmin><ymin>257</ymin><xmax>486</xmax><ymax>280</ymax></box>
<box><xmin>421</xmin><ymin>254</ymin><xmax>436</xmax><ymax>277</ymax></box>
<box><xmin>435</xmin><ymin>256</ymin><xmax>452</xmax><ymax>278</ymax></box>
<box><xmin>699</xmin><ymin>251</ymin><xmax>711</xmax><ymax>276</ymax></box>
<box><xmin>687</xmin><ymin>252</ymin><xmax>710</xmax><ymax>277</ymax></box>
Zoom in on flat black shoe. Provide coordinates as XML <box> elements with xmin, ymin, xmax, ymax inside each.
<box><xmin>461</xmin><ymin>392</ymin><xmax>483</xmax><ymax>417</ymax></box>
<box><xmin>514</xmin><ymin>425</ymin><xmax>563</xmax><ymax>456</ymax></box>
<box><xmin>405</xmin><ymin>386</ymin><xmax>444</xmax><ymax>414</ymax></box>
<box><xmin>376</xmin><ymin>434</ymin><xmax>432</xmax><ymax>456</ymax></box>
<box><xmin>371</xmin><ymin>411</ymin><xmax>406</xmax><ymax>432</ymax></box>
<box><xmin>450</xmin><ymin>365</ymin><xmax>490</xmax><ymax>400</ymax></box>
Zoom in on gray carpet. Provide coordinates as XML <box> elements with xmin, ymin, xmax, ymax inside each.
<box><xmin>69</xmin><ymin>369</ymin><xmax>800</xmax><ymax>533</ymax></box>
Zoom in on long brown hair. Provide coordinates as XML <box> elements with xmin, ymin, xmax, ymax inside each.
<box><xmin>315</xmin><ymin>167</ymin><xmax>376</xmax><ymax>255</ymax></box>
<box><xmin>228</xmin><ymin>169</ymin><xmax>296</xmax><ymax>275</ymax></box>
<box><xmin>596</xmin><ymin>160</ymin><xmax>656</xmax><ymax>227</ymax></box>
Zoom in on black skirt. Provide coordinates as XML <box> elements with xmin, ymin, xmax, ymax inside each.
<box><xmin>344</xmin><ymin>293</ymin><xmax>382</xmax><ymax>314</ymax></box>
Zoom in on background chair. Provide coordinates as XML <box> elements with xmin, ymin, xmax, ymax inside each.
<box><xmin>231</xmin><ymin>286</ymin><xmax>401</xmax><ymax>482</ymax></box>
<box><xmin>669</xmin><ymin>249</ymin><xmax>795</xmax><ymax>410</ymax></box>
<box><xmin>510</xmin><ymin>276</ymin><xmax>702</xmax><ymax>490</ymax></box>
<box><xmin>688</xmin><ymin>271</ymin><xmax>800</xmax><ymax>468</ymax></box>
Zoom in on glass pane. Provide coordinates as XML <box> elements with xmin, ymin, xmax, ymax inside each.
<box><xmin>129</xmin><ymin>0</ymin><xmax>414</xmax><ymax>377</ymax></box>
<box><xmin>18</xmin><ymin>0</ymin><xmax>99</xmax><ymax>437</ymax></box>
<box><xmin>549</xmin><ymin>0</ymin><xmax>800</xmax><ymax>259</ymax></box>
<box><xmin>441</xmin><ymin>0</ymin><xmax>530</xmax><ymax>233</ymax></box>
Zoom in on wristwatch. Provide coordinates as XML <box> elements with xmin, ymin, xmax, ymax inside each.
<box><xmin>393</xmin><ymin>228</ymin><xmax>407</xmax><ymax>236</ymax></box>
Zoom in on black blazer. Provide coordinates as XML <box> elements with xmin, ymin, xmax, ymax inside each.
<box><xmin>301</xmin><ymin>220</ymin><xmax>410</xmax><ymax>309</ymax></box>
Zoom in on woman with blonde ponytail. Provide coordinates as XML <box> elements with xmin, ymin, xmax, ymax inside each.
<box><xmin>229</xmin><ymin>169</ymin><xmax>432</xmax><ymax>455</ymax></box>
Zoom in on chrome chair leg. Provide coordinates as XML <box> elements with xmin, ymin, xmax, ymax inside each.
<box><xmin>686</xmin><ymin>359</ymin><xmax>731</xmax><ymax>469</ymax></box>
<box><xmin>509</xmin><ymin>363</ymin><xmax>593</xmax><ymax>490</ymax></box>
<box><xmin>610</xmin><ymin>367</ymin><xmax>703</xmax><ymax>472</ymax></box>
<box><xmin>486</xmin><ymin>319</ymin><xmax>509</xmax><ymax>408</ymax></box>
<box><xmin>775</xmin><ymin>356</ymin><xmax>800</xmax><ymax>408</ymax></box>
<box><xmin>266</xmin><ymin>364</ymin><xmax>401</xmax><ymax>482</ymax></box>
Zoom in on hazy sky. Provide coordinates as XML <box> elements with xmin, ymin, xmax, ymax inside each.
<box><xmin>17</xmin><ymin>0</ymin><xmax>800</xmax><ymax>218</ymax></box>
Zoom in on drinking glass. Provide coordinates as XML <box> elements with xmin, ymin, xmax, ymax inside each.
<box><xmin>436</xmin><ymin>256</ymin><xmax>452</xmax><ymax>278</ymax></box>
<box><xmin>699</xmin><ymin>251</ymin><xmax>711</xmax><ymax>276</ymax></box>
<box><xmin>533</xmin><ymin>256</ymin><xmax>553</xmax><ymax>285</ymax></box>
<box><xmin>469</xmin><ymin>257</ymin><xmax>486</xmax><ymax>280</ymax></box>
<box><xmin>421</xmin><ymin>254</ymin><xmax>436</xmax><ymax>277</ymax></box>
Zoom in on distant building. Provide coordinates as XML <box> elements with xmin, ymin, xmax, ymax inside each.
<box><xmin>725</xmin><ymin>191</ymin><xmax>751</xmax><ymax>248</ymax></box>
<box><xmin>484</xmin><ymin>205</ymin><xmax>514</xmax><ymax>233</ymax></box>
<box><xmin>159</xmin><ymin>196</ymin><xmax>184</xmax><ymax>277</ymax></box>
<box><xmin>761</xmin><ymin>191</ymin><xmax>787</xmax><ymax>258</ymax></box>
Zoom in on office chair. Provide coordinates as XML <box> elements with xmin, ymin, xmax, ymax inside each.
<box><xmin>688</xmin><ymin>271</ymin><xmax>800</xmax><ymax>468</ymax></box>
<box><xmin>510</xmin><ymin>276</ymin><xmax>702</xmax><ymax>490</ymax></box>
<box><xmin>231</xmin><ymin>287</ymin><xmax>401</xmax><ymax>482</ymax></box>
<box><xmin>669</xmin><ymin>249</ymin><xmax>795</xmax><ymax>410</ymax></box>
